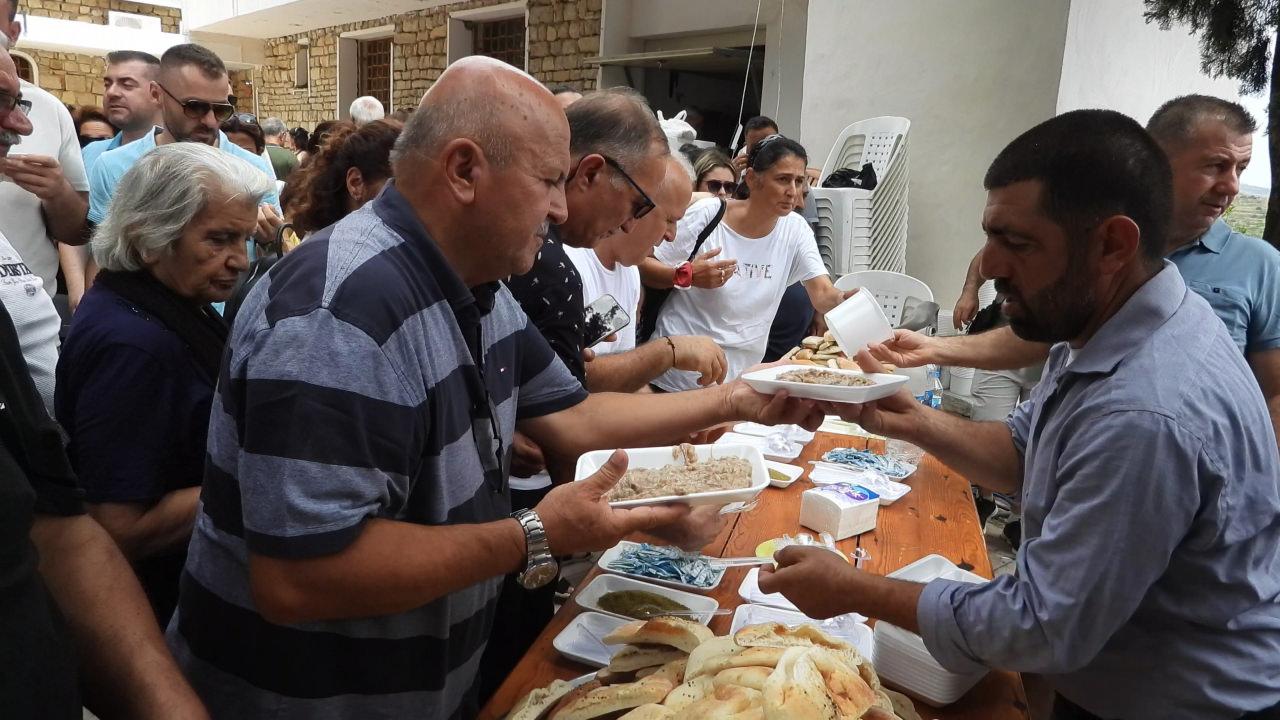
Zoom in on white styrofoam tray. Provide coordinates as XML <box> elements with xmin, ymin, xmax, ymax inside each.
<box><xmin>743</xmin><ymin>364</ymin><xmax>909</xmax><ymax>403</ymax></box>
<box><xmin>732</xmin><ymin>422</ymin><xmax>816</xmax><ymax>444</ymax></box>
<box><xmin>737</xmin><ymin>567</ymin><xmax>869</xmax><ymax>624</ymax></box>
<box><xmin>873</xmin><ymin>555</ymin><xmax>990</xmax><ymax>706</ymax></box>
<box><xmin>730</xmin><ymin>603</ymin><xmax>875</xmax><ymax>664</ymax></box>
<box><xmin>597</xmin><ymin>540</ymin><xmax>726</xmax><ymax>593</ymax></box>
<box><xmin>574</xmin><ymin>573</ymin><xmax>719</xmax><ymax>624</ymax></box>
<box><xmin>714</xmin><ymin>431</ymin><xmax>803</xmax><ymax>462</ymax></box>
<box><xmin>575</xmin><ymin>444</ymin><xmax>768</xmax><ymax>508</ymax></box>
<box><xmin>553</xmin><ymin>611</ymin><xmax>630</xmax><ymax>668</ymax></box>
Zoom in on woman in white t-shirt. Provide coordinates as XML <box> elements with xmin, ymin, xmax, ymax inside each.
<box><xmin>646</xmin><ymin>135</ymin><xmax>849</xmax><ymax>391</ymax></box>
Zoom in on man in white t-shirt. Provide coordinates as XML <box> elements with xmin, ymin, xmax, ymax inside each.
<box><xmin>0</xmin><ymin>1</ymin><xmax>90</xmax><ymax>306</ymax></box>
<box><xmin>565</xmin><ymin>154</ymin><xmax>726</xmax><ymax>392</ymax></box>
<box><xmin>0</xmin><ymin>47</ymin><xmax>59</xmax><ymax>411</ymax></box>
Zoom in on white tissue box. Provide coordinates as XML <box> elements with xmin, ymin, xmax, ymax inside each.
<box><xmin>799</xmin><ymin>483</ymin><xmax>880</xmax><ymax>540</ymax></box>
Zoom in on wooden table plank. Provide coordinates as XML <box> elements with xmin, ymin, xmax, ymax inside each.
<box><xmin>478</xmin><ymin>431</ymin><xmax>1027</xmax><ymax>720</ymax></box>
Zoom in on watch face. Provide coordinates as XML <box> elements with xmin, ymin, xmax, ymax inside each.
<box><xmin>520</xmin><ymin>561</ymin><xmax>559</xmax><ymax>589</ymax></box>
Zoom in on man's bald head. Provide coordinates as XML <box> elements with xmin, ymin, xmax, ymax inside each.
<box><xmin>392</xmin><ymin>56</ymin><xmax>563</xmax><ymax>171</ymax></box>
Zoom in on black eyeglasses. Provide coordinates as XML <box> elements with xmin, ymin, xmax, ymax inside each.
<box><xmin>601</xmin><ymin>155</ymin><xmax>656</xmax><ymax>221</ymax></box>
<box><xmin>704</xmin><ymin>180</ymin><xmax>738</xmax><ymax>195</ymax></box>
<box><xmin>0</xmin><ymin>91</ymin><xmax>32</xmax><ymax>117</ymax></box>
<box><xmin>157</xmin><ymin>83</ymin><xmax>235</xmax><ymax>122</ymax></box>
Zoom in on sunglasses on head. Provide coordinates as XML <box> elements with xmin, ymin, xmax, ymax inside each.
<box><xmin>157</xmin><ymin>83</ymin><xmax>235</xmax><ymax>122</ymax></box>
<box><xmin>704</xmin><ymin>180</ymin><xmax>738</xmax><ymax>195</ymax></box>
<box><xmin>601</xmin><ymin>155</ymin><xmax>655</xmax><ymax>221</ymax></box>
<box><xmin>234</xmin><ymin>113</ymin><xmax>258</xmax><ymax>125</ymax></box>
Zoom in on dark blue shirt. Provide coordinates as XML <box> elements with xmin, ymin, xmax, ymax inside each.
<box><xmin>55</xmin><ymin>282</ymin><xmax>211</xmax><ymax>503</ymax></box>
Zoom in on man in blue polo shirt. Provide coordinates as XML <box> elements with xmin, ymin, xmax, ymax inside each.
<box><xmin>89</xmin><ymin>44</ymin><xmax>280</xmax><ymax>238</ymax></box>
<box><xmin>81</xmin><ymin>50</ymin><xmax>162</xmax><ymax>174</ymax></box>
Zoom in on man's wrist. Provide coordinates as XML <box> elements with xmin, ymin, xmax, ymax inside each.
<box><xmin>673</xmin><ymin>261</ymin><xmax>694</xmax><ymax>289</ymax></box>
<box><xmin>504</xmin><ymin>517</ymin><xmax>529</xmax><ymax>573</ymax></box>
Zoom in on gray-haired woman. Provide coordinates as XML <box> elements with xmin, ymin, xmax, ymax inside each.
<box><xmin>54</xmin><ymin>142</ymin><xmax>275</xmax><ymax>624</ymax></box>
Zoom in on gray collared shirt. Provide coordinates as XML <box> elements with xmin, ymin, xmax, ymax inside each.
<box><xmin>917</xmin><ymin>264</ymin><xmax>1280</xmax><ymax>719</ymax></box>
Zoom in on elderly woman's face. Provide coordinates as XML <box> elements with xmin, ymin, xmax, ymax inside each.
<box><xmin>146</xmin><ymin>191</ymin><xmax>256</xmax><ymax>304</ymax></box>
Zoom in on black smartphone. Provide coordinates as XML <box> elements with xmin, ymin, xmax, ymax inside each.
<box><xmin>582</xmin><ymin>293</ymin><xmax>631</xmax><ymax>348</ymax></box>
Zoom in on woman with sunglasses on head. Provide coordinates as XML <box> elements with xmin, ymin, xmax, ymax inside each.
<box><xmin>693</xmin><ymin>148</ymin><xmax>737</xmax><ymax>199</ymax></box>
<box><xmin>220</xmin><ymin>112</ymin><xmax>265</xmax><ymax>156</ymax></box>
<box><xmin>282</xmin><ymin>119</ymin><xmax>402</xmax><ymax>237</ymax></box>
<box><xmin>643</xmin><ymin>135</ymin><xmax>852</xmax><ymax>392</ymax></box>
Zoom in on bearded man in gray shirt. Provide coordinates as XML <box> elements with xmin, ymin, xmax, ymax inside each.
<box><xmin>759</xmin><ymin>109</ymin><xmax>1280</xmax><ymax>720</ymax></box>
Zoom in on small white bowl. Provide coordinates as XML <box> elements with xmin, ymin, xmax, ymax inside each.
<box><xmin>574</xmin><ymin>574</ymin><xmax>719</xmax><ymax>624</ymax></box>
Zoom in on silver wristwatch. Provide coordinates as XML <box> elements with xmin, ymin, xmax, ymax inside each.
<box><xmin>513</xmin><ymin>509</ymin><xmax>558</xmax><ymax>590</ymax></box>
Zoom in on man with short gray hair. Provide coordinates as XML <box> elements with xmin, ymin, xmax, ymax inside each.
<box><xmin>260</xmin><ymin>116</ymin><xmax>297</xmax><ymax>181</ymax></box>
<box><xmin>349</xmin><ymin>95</ymin><xmax>385</xmax><ymax>125</ymax></box>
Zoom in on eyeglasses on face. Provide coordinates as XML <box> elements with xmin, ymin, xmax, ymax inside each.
<box><xmin>704</xmin><ymin>179</ymin><xmax>738</xmax><ymax>195</ymax></box>
<box><xmin>601</xmin><ymin>155</ymin><xmax>656</xmax><ymax>221</ymax></box>
<box><xmin>157</xmin><ymin>83</ymin><xmax>235</xmax><ymax>122</ymax></box>
<box><xmin>0</xmin><ymin>91</ymin><xmax>32</xmax><ymax>117</ymax></box>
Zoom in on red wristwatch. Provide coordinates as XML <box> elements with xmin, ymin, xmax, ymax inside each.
<box><xmin>673</xmin><ymin>261</ymin><xmax>694</xmax><ymax>289</ymax></box>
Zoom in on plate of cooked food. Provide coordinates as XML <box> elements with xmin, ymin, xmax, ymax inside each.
<box><xmin>742</xmin><ymin>364</ymin><xmax>910</xmax><ymax>404</ymax></box>
<box><xmin>576</xmin><ymin>443</ymin><xmax>769</xmax><ymax>508</ymax></box>
<box><xmin>505</xmin><ymin>616</ymin><xmax>924</xmax><ymax>720</ymax></box>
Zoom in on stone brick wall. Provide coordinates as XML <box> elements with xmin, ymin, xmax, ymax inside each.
<box><xmin>254</xmin><ymin>0</ymin><xmax>601</xmax><ymax>129</ymax></box>
<box><xmin>17</xmin><ymin>0</ymin><xmax>181</xmax><ymax>108</ymax></box>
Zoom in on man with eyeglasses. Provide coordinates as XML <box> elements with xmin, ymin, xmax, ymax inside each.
<box><xmin>493</xmin><ymin>88</ymin><xmax>685</xmax><ymax>695</ymax></box>
<box><xmin>0</xmin><ymin>0</ymin><xmax>91</xmax><ymax>314</ymax></box>
<box><xmin>88</xmin><ymin>43</ymin><xmax>281</xmax><ymax>242</ymax></box>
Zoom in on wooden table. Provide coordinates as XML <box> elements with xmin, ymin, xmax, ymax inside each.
<box><xmin>479</xmin><ymin>432</ymin><xmax>1029</xmax><ymax>720</ymax></box>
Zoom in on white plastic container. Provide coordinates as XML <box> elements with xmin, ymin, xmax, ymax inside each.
<box><xmin>764</xmin><ymin>460</ymin><xmax>804</xmax><ymax>488</ymax></box>
<box><xmin>741</xmin><ymin>365</ymin><xmax>909</xmax><ymax>404</ymax></box>
<box><xmin>574</xmin><ymin>574</ymin><xmax>719</xmax><ymax>625</ymax></box>
<box><xmin>798</xmin><ymin>483</ymin><xmax>880</xmax><ymax>540</ymax></box>
<box><xmin>949</xmin><ymin>367</ymin><xmax>975</xmax><ymax>396</ymax></box>
<box><xmin>873</xmin><ymin>555</ymin><xmax>990</xmax><ymax>706</ymax></box>
<box><xmin>596</xmin><ymin>540</ymin><xmax>727</xmax><ymax>592</ymax></box>
<box><xmin>553</xmin><ymin>611</ymin><xmax>630</xmax><ymax>667</ymax></box>
<box><xmin>575</xmin><ymin>444</ymin><xmax>768</xmax><ymax>508</ymax></box>
<box><xmin>824</xmin><ymin>289</ymin><xmax>895</xmax><ymax>354</ymax></box>
<box><xmin>730</xmin><ymin>604</ymin><xmax>875</xmax><ymax>663</ymax></box>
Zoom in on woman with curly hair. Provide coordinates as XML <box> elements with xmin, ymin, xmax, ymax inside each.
<box><xmin>283</xmin><ymin>119</ymin><xmax>402</xmax><ymax>236</ymax></box>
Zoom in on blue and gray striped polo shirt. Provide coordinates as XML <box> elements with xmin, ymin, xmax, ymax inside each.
<box><xmin>166</xmin><ymin>184</ymin><xmax>587</xmax><ymax>719</ymax></box>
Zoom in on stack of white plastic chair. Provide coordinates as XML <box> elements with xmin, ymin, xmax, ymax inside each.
<box><xmin>809</xmin><ymin>117</ymin><xmax>911</xmax><ymax>276</ymax></box>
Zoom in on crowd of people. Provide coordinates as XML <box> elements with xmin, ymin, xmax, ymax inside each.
<box><xmin>1</xmin><ymin>1</ymin><xmax>1279</xmax><ymax>717</ymax></box>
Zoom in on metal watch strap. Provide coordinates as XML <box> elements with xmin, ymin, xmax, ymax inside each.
<box><xmin>513</xmin><ymin>509</ymin><xmax>552</xmax><ymax>571</ymax></box>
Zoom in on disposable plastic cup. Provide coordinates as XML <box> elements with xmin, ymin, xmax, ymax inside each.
<box><xmin>825</xmin><ymin>289</ymin><xmax>894</xmax><ymax>355</ymax></box>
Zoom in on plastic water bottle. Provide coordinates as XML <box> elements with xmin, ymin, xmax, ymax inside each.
<box><xmin>922</xmin><ymin>364</ymin><xmax>943</xmax><ymax>409</ymax></box>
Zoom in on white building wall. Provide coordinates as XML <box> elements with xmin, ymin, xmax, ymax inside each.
<box><xmin>1056</xmin><ymin>0</ymin><xmax>1240</xmax><ymax>122</ymax></box>
<box><xmin>799</xmin><ymin>0</ymin><xmax>1070</xmax><ymax>307</ymax></box>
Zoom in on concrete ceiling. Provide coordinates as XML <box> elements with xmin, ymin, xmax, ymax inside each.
<box><xmin>188</xmin><ymin>0</ymin><xmax>452</xmax><ymax>39</ymax></box>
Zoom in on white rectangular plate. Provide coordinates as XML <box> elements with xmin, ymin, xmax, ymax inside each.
<box><xmin>730</xmin><ymin>604</ymin><xmax>874</xmax><ymax>664</ymax></box>
<box><xmin>575</xmin><ymin>444</ymin><xmax>768</xmax><ymax>508</ymax></box>
<box><xmin>743</xmin><ymin>364</ymin><xmax>909</xmax><ymax>403</ymax></box>
<box><xmin>597</xmin><ymin>541</ymin><xmax>726</xmax><ymax>592</ymax></box>
<box><xmin>732</xmin><ymin>422</ymin><xmax>816</xmax><ymax>444</ymax></box>
<box><xmin>553</xmin><ymin>611</ymin><xmax>630</xmax><ymax>668</ymax></box>
<box><xmin>764</xmin><ymin>460</ymin><xmax>804</xmax><ymax>488</ymax></box>
<box><xmin>714</xmin><ymin>431</ymin><xmax>802</xmax><ymax>461</ymax></box>
<box><xmin>575</xmin><ymin>573</ymin><xmax>719</xmax><ymax>624</ymax></box>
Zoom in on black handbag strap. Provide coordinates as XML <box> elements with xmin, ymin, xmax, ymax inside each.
<box><xmin>686</xmin><ymin>198</ymin><xmax>727</xmax><ymax>262</ymax></box>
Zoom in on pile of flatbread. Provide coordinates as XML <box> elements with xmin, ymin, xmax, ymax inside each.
<box><xmin>780</xmin><ymin>333</ymin><xmax>899</xmax><ymax>373</ymax></box>
<box><xmin>507</xmin><ymin>617</ymin><xmax>921</xmax><ymax>720</ymax></box>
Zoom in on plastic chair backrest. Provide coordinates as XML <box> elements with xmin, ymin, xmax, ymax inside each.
<box><xmin>819</xmin><ymin>116</ymin><xmax>911</xmax><ymax>184</ymax></box>
<box><xmin>833</xmin><ymin>270</ymin><xmax>934</xmax><ymax>326</ymax></box>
